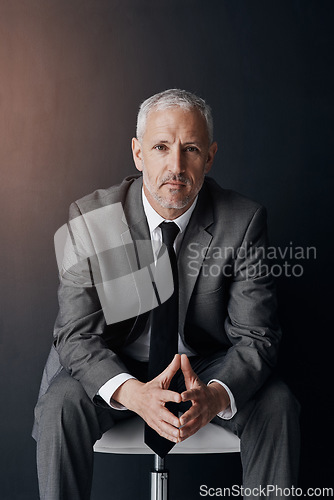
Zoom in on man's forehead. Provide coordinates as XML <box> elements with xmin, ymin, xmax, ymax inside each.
<box><xmin>143</xmin><ymin>107</ymin><xmax>208</xmax><ymax>141</ymax></box>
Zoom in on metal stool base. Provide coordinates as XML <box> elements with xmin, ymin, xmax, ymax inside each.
<box><xmin>151</xmin><ymin>455</ymin><xmax>168</xmax><ymax>500</ymax></box>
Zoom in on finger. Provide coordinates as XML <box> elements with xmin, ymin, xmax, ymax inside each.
<box><xmin>178</xmin><ymin>418</ymin><xmax>202</xmax><ymax>441</ymax></box>
<box><xmin>179</xmin><ymin>404</ymin><xmax>202</xmax><ymax>426</ymax></box>
<box><xmin>180</xmin><ymin>388</ymin><xmax>199</xmax><ymax>403</ymax></box>
<box><xmin>159</xmin><ymin>388</ymin><xmax>182</xmax><ymax>404</ymax></box>
<box><xmin>148</xmin><ymin>417</ymin><xmax>180</xmax><ymax>443</ymax></box>
<box><xmin>159</xmin><ymin>405</ymin><xmax>181</xmax><ymax>428</ymax></box>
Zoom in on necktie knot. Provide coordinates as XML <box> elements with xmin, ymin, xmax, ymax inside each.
<box><xmin>159</xmin><ymin>221</ymin><xmax>180</xmax><ymax>249</ymax></box>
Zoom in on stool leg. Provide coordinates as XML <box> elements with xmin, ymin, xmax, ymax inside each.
<box><xmin>150</xmin><ymin>455</ymin><xmax>168</xmax><ymax>500</ymax></box>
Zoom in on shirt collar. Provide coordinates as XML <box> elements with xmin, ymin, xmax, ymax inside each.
<box><xmin>142</xmin><ymin>188</ymin><xmax>197</xmax><ymax>235</ymax></box>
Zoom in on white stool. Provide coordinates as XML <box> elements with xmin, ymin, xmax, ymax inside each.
<box><xmin>94</xmin><ymin>417</ymin><xmax>240</xmax><ymax>500</ymax></box>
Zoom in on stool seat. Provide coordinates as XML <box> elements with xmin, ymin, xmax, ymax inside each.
<box><xmin>94</xmin><ymin>417</ymin><xmax>240</xmax><ymax>455</ymax></box>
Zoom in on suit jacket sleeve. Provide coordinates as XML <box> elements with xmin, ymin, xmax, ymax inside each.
<box><xmin>215</xmin><ymin>206</ymin><xmax>282</xmax><ymax>410</ymax></box>
<box><xmin>53</xmin><ymin>201</ymin><xmax>130</xmax><ymax>402</ymax></box>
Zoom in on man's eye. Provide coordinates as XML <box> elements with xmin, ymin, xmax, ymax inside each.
<box><xmin>185</xmin><ymin>146</ymin><xmax>199</xmax><ymax>153</ymax></box>
<box><xmin>154</xmin><ymin>145</ymin><xmax>166</xmax><ymax>151</ymax></box>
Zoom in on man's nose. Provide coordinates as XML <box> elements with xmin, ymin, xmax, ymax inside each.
<box><xmin>168</xmin><ymin>148</ymin><xmax>184</xmax><ymax>174</ymax></box>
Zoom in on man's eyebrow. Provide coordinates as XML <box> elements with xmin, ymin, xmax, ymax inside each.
<box><xmin>183</xmin><ymin>141</ymin><xmax>202</xmax><ymax>145</ymax></box>
<box><xmin>151</xmin><ymin>139</ymin><xmax>203</xmax><ymax>145</ymax></box>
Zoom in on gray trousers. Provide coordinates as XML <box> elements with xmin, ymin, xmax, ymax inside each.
<box><xmin>33</xmin><ymin>354</ymin><xmax>300</xmax><ymax>500</ymax></box>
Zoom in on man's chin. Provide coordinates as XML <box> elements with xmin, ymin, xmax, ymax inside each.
<box><xmin>156</xmin><ymin>196</ymin><xmax>191</xmax><ymax>210</ymax></box>
<box><xmin>144</xmin><ymin>181</ymin><xmax>193</xmax><ymax>211</ymax></box>
<box><xmin>158</xmin><ymin>187</ymin><xmax>191</xmax><ymax>206</ymax></box>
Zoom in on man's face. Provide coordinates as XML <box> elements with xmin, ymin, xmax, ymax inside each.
<box><xmin>132</xmin><ymin>107</ymin><xmax>217</xmax><ymax>219</ymax></box>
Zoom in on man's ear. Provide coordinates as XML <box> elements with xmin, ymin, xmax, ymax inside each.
<box><xmin>204</xmin><ymin>141</ymin><xmax>218</xmax><ymax>174</ymax></box>
<box><xmin>132</xmin><ymin>138</ymin><xmax>143</xmax><ymax>172</ymax></box>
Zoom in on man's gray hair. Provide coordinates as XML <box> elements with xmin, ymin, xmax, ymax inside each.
<box><xmin>136</xmin><ymin>89</ymin><xmax>214</xmax><ymax>144</ymax></box>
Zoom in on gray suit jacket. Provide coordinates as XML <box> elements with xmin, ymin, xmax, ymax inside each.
<box><xmin>35</xmin><ymin>175</ymin><xmax>281</xmax><ymax>422</ymax></box>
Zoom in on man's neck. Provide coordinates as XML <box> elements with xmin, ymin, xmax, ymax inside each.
<box><xmin>142</xmin><ymin>184</ymin><xmax>196</xmax><ymax>220</ymax></box>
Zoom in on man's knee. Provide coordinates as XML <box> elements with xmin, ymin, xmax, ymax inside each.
<box><xmin>245</xmin><ymin>378</ymin><xmax>301</xmax><ymax>441</ymax></box>
<box><xmin>35</xmin><ymin>370</ymin><xmax>92</xmax><ymax>427</ymax></box>
<box><xmin>234</xmin><ymin>377</ymin><xmax>300</xmax><ymax>442</ymax></box>
<box><xmin>256</xmin><ymin>378</ymin><xmax>300</xmax><ymax>418</ymax></box>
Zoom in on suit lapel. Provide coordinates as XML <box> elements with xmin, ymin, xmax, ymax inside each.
<box><xmin>119</xmin><ymin>177</ymin><xmax>154</xmax><ymax>343</ymax></box>
<box><xmin>121</xmin><ymin>176</ymin><xmax>154</xmax><ymax>269</ymax></box>
<box><xmin>178</xmin><ymin>183</ymin><xmax>214</xmax><ymax>336</ymax></box>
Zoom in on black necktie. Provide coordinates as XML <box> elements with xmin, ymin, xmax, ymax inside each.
<box><xmin>144</xmin><ymin>221</ymin><xmax>180</xmax><ymax>457</ymax></box>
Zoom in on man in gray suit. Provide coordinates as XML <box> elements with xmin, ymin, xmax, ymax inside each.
<box><xmin>33</xmin><ymin>89</ymin><xmax>300</xmax><ymax>499</ymax></box>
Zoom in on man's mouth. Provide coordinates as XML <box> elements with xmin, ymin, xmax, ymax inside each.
<box><xmin>161</xmin><ymin>177</ymin><xmax>189</xmax><ymax>188</ymax></box>
<box><xmin>164</xmin><ymin>181</ymin><xmax>185</xmax><ymax>186</ymax></box>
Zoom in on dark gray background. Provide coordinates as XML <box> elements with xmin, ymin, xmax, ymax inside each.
<box><xmin>0</xmin><ymin>1</ymin><xmax>333</xmax><ymax>498</ymax></box>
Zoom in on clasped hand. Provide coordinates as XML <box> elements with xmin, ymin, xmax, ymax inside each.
<box><xmin>113</xmin><ymin>353</ymin><xmax>230</xmax><ymax>444</ymax></box>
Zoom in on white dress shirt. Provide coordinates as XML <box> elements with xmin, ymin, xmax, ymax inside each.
<box><xmin>98</xmin><ymin>190</ymin><xmax>236</xmax><ymax>419</ymax></box>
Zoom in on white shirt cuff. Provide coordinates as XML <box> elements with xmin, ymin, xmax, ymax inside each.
<box><xmin>97</xmin><ymin>373</ymin><xmax>137</xmax><ymax>410</ymax></box>
<box><xmin>208</xmin><ymin>379</ymin><xmax>237</xmax><ymax>420</ymax></box>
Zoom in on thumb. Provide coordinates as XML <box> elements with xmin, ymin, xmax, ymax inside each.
<box><xmin>157</xmin><ymin>354</ymin><xmax>181</xmax><ymax>386</ymax></box>
<box><xmin>181</xmin><ymin>354</ymin><xmax>198</xmax><ymax>388</ymax></box>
